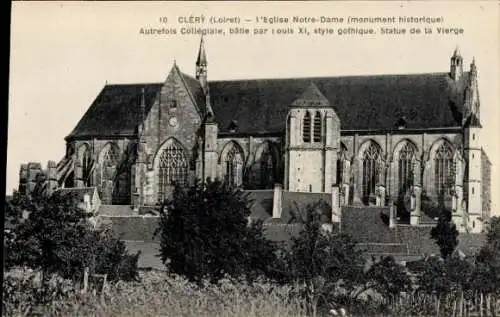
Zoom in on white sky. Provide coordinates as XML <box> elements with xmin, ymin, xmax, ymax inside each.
<box><xmin>8</xmin><ymin>1</ymin><xmax>500</xmax><ymax>214</ymax></box>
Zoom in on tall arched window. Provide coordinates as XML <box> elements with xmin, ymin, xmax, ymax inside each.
<box><xmin>337</xmin><ymin>144</ymin><xmax>347</xmax><ymax>184</ymax></box>
<box><xmin>434</xmin><ymin>142</ymin><xmax>455</xmax><ymax>197</ymax></box>
<box><xmin>313</xmin><ymin>111</ymin><xmax>322</xmax><ymax>143</ymax></box>
<box><xmin>100</xmin><ymin>143</ymin><xmax>119</xmax><ymax>185</ymax></box>
<box><xmin>78</xmin><ymin>144</ymin><xmax>93</xmax><ymax>187</ymax></box>
<box><xmin>158</xmin><ymin>140</ymin><xmax>188</xmax><ymax>201</ymax></box>
<box><xmin>303</xmin><ymin>111</ymin><xmax>311</xmax><ymax>143</ymax></box>
<box><xmin>225</xmin><ymin>144</ymin><xmax>244</xmax><ymax>187</ymax></box>
<box><xmin>397</xmin><ymin>142</ymin><xmax>416</xmax><ymax>196</ymax></box>
<box><xmin>82</xmin><ymin>147</ymin><xmax>92</xmax><ymax>187</ymax></box>
<box><xmin>362</xmin><ymin>142</ymin><xmax>382</xmax><ymax>202</ymax></box>
<box><xmin>259</xmin><ymin>144</ymin><xmax>275</xmax><ymax>188</ymax></box>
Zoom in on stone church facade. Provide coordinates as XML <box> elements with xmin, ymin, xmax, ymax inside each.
<box><xmin>19</xmin><ymin>39</ymin><xmax>492</xmax><ymax>233</ymax></box>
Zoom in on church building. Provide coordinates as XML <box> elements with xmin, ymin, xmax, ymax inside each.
<box><xmin>18</xmin><ymin>38</ymin><xmax>492</xmax><ymax>234</ymax></box>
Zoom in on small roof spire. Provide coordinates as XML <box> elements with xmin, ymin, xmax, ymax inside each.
<box><xmin>196</xmin><ymin>35</ymin><xmax>207</xmax><ymax>66</ymax></box>
<box><xmin>139</xmin><ymin>87</ymin><xmax>146</xmax><ymax>122</ymax></box>
<box><xmin>140</xmin><ymin>87</ymin><xmax>146</xmax><ymax>106</ymax></box>
<box><xmin>470</xmin><ymin>56</ymin><xmax>478</xmax><ymax>78</ymax></box>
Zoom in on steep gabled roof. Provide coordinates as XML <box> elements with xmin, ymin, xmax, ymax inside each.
<box><xmin>292</xmin><ymin>82</ymin><xmax>330</xmax><ymax>106</ymax></box>
<box><xmin>179</xmin><ymin>72</ymin><xmax>207</xmax><ymax>115</ymax></box>
<box><xmin>67</xmin><ymin>69</ymin><xmax>470</xmax><ymax>139</ymax></box>
<box><xmin>66</xmin><ymin>83</ymin><xmax>162</xmax><ymax>139</ymax></box>
<box><xmin>209</xmin><ymin>72</ymin><xmax>469</xmax><ymax>133</ymax></box>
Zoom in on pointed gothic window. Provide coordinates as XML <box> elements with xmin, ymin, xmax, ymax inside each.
<box><xmin>313</xmin><ymin>111</ymin><xmax>322</xmax><ymax>143</ymax></box>
<box><xmin>259</xmin><ymin>144</ymin><xmax>275</xmax><ymax>188</ymax></box>
<box><xmin>158</xmin><ymin>140</ymin><xmax>188</xmax><ymax>201</ymax></box>
<box><xmin>336</xmin><ymin>144</ymin><xmax>347</xmax><ymax>184</ymax></box>
<box><xmin>362</xmin><ymin>142</ymin><xmax>382</xmax><ymax>203</ymax></box>
<box><xmin>82</xmin><ymin>147</ymin><xmax>92</xmax><ymax>187</ymax></box>
<box><xmin>434</xmin><ymin>142</ymin><xmax>455</xmax><ymax>197</ymax></box>
<box><xmin>100</xmin><ymin>143</ymin><xmax>119</xmax><ymax>184</ymax></box>
<box><xmin>225</xmin><ymin>144</ymin><xmax>244</xmax><ymax>187</ymax></box>
<box><xmin>158</xmin><ymin>141</ymin><xmax>189</xmax><ymax>201</ymax></box>
<box><xmin>303</xmin><ymin>111</ymin><xmax>311</xmax><ymax>143</ymax></box>
<box><xmin>397</xmin><ymin>142</ymin><xmax>416</xmax><ymax>196</ymax></box>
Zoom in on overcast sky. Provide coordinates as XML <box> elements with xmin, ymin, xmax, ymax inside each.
<box><xmin>8</xmin><ymin>1</ymin><xmax>499</xmax><ymax>213</ymax></box>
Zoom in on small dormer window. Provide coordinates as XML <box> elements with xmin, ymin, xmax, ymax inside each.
<box><xmin>395</xmin><ymin>117</ymin><xmax>407</xmax><ymax>130</ymax></box>
<box><xmin>170</xmin><ymin>99</ymin><xmax>177</xmax><ymax>110</ymax></box>
<box><xmin>228</xmin><ymin>120</ymin><xmax>238</xmax><ymax>133</ymax></box>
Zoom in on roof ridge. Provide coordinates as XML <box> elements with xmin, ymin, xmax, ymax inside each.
<box><xmin>208</xmin><ymin>71</ymin><xmax>458</xmax><ymax>83</ymax></box>
<box><xmin>104</xmin><ymin>82</ymin><xmax>163</xmax><ymax>86</ymax></box>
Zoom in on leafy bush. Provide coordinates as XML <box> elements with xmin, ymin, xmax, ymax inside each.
<box><xmin>4</xmin><ymin>189</ymin><xmax>139</xmax><ymax>284</ymax></box>
<box><xmin>277</xmin><ymin>200</ymin><xmax>366</xmax><ymax>315</ymax></box>
<box><xmin>2</xmin><ymin>267</ymin><xmax>78</xmax><ymax>316</ymax></box>
<box><xmin>430</xmin><ymin>208</ymin><xmax>459</xmax><ymax>259</ymax></box>
<box><xmin>363</xmin><ymin>256</ymin><xmax>412</xmax><ymax>301</ymax></box>
<box><xmin>157</xmin><ymin>180</ymin><xmax>278</xmax><ymax>284</ymax></box>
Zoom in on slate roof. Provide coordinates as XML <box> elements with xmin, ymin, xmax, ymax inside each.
<box><xmin>209</xmin><ymin>72</ymin><xmax>470</xmax><ymax>133</ymax></box>
<box><xmin>246</xmin><ymin>190</ymin><xmax>274</xmax><ymax>220</ymax></box>
<box><xmin>280</xmin><ymin>191</ymin><xmax>332</xmax><ymax>224</ymax></box>
<box><xmin>180</xmin><ymin>72</ymin><xmax>207</xmax><ymax>114</ymax></box>
<box><xmin>464</xmin><ymin>113</ymin><xmax>482</xmax><ymax>128</ymax></box>
<box><xmin>66</xmin><ymin>83</ymin><xmax>162</xmax><ymax>139</ymax></box>
<box><xmin>67</xmin><ymin>67</ymin><xmax>470</xmax><ymax>139</ymax></box>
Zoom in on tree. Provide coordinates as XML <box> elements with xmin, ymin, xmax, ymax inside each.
<box><xmin>157</xmin><ymin>180</ymin><xmax>277</xmax><ymax>284</ymax></box>
<box><xmin>475</xmin><ymin>216</ymin><xmax>500</xmax><ymax>294</ymax></box>
<box><xmin>363</xmin><ymin>256</ymin><xmax>412</xmax><ymax>302</ymax></box>
<box><xmin>281</xmin><ymin>201</ymin><xmax>366</xmax><ymax>315</ymax></box>
<box><xmin>4</xmin><ymin>185</ymin><xmax>139</xmax><ymax>286</ymax></box>
<box><xmin>430</xmin><ymin>209</ymin><xmax>459</xmax><ymax>259</ymax></box>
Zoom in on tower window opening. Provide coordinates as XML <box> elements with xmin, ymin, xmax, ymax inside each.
<box><xmin>313</xmin><ymin>111</ymin><xmax>322</xmax><ymax>142</ymax></box>
<box><xmin>303</xmin><ymin>112</ymin><xmax>311</xmax><ymax>143</ymax></box>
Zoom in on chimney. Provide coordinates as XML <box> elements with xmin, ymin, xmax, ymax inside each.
<box><xmin>84</xmin><ymin>193</ymin><xmax>91</xmax><ymax>213</ymax></box>
<box><xmin>389</xmin><ymin>201</ymin><xmax>396</xmax><ymax>229</ymax></box>
<box><xmin>331</xmin><ymin>185</ymin><xmax>340</xmax><ymax>223</ymax></box>
<box><xmin>272</xmin><ymin>183</ymin><xmax>283</xmax><ymax>218</ymax></box>
<box><xmin>46</xmin><ymin>160</ymin><xmax>58</xmax><ymax>195</ymax></box>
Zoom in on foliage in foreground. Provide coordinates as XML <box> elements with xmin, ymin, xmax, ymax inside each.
<box><xmin>3</xmin><ymin>269</ymin><xmax>309</xmax><ymax>317</ymax></box>
<box><xmin>157</xmin><ymin>180</ymin><xmax>278</xmax><ymax>284</ymax></box>
<box><xmin>4</xmin><ymin>188</ymin><xmax>139</xmax><ymax>286</ymax></box>
<box><xmin>430</xmin><ymin>208</ymin><xmax>459</xmax><ymax>259</ymax></box>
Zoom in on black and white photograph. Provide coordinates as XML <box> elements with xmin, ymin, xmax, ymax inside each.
<box><xmin>5</xmin><ymin>1</ymin><xmax>500</xmax><ymax>316</ymax></box>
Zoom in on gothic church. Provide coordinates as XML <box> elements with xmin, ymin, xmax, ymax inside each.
<box><xmin>19</xmin><ymin>38</ymin><xmax>492</xmax><ymax>234</ymax></box>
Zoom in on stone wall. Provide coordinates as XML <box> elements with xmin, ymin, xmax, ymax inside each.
<box><xmin>139</xmin><ymin>66</ymin><xmax>203</xmax><ymax>204</ymax></box>
<box><xmin>481</xmin><ymin>149</ymin><xmax>492</xmax><ymax>220</ymax></box>
<box><xmin>66</xmin><ymin>138</ymin><xmax>136</xmax><ymax>204</ymax></box>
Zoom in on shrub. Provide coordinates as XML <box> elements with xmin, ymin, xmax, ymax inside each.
<box><xmin>430</xmin><ymin>208</ymin><xmax>459</xmax><ymax>259</ymax></box>
<box><xmin>280</xmin><ymin>201</ymin><xmax>366</xmax><ymax>315</ymax></box>
<box><xmin>4</xmin><ymin>189</ymin><xmax>139</xmax><ymax>285</ymax></box>
<box><xmin>157</xmin><ymin>180</ymin><xmax>278</xmax><ymax>284</ymax></box>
